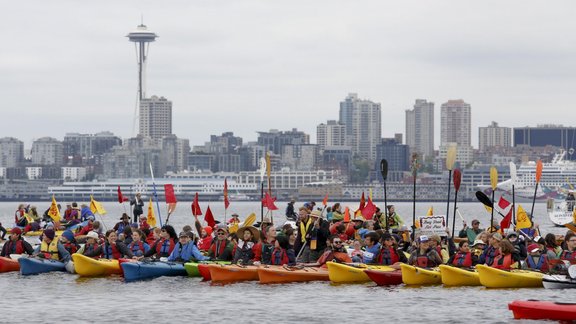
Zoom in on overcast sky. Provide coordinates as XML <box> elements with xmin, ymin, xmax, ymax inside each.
<box><xmin>2</xmin><ymin>1</ymin><xmax>575</xmax><ymax>150</ymax></box>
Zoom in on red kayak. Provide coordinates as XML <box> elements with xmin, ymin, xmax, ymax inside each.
<box><xmin>0</xmin><ymin>256</ymin><xmax>20</xmax><ymax>273</ymax></box>
<box><xmin>198</xmin><ymin>263</ymin><xmax>212</xmax><ymax>281</ymax></box>
<box><xmin>508</xmin><ymin>300</ymin><xmax>576</xmax><ymax>320</ymax></box>
<box><xmin>364</xmin><ymin>269</ymin><xmax>403</xmax><ymax>286</ymax></box>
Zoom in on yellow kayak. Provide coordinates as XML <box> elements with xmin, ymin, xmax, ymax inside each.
<box><xmin>439</xmin><ymin>265</ymin><xmax>480</xmax><ymax>287</ymax></box>
<box><xmin>326</xmin><ymin>262</ymin><xmax>394</xmax><ymax>283</ymax></box>
<box><xmin>72</xmin><ymin>254</ymin><xmax>121</xmax><ymax>277</ymax></box>
<box><xmin>400</xmin><ymin>264</ymin><xmax>442</xmax><ymax>285</ymax></box>
<box><xmin>476</xmin><ymin>264</ymin><xmax>544</xmax><ymax>288</ymax></box>
<box><xmin>7</xmin><ymin>229</ymin><xmax>65</xmax><ymax>237</ymax></box>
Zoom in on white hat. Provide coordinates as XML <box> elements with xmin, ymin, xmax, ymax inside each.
<box><xmin>86</xmin><ymin>231</ymin><xmax>99</xmax><ymax>239</ymax></box>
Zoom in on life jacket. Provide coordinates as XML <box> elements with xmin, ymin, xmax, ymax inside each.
<box><xmin>154</xmin><ymin>238</ymin><xmax>175</xmax><ymax>257</ymax></box>
<box><xmin>260</xmin><ymin>242</ymin><xmax>275</xmax><ymax>265</ymax></box>
<box><xmin>270</xmin><ymin>247</ymin><xmax>290</xmax><ymax>265</ymax></box>
<box><xmin>198</xmin><ymin>236</ymin><xmax>212</xmax><ymax>251</ymax></box>
<box><xmin>63</xmin><ymin>242</ymin><xmax>78</xmax><ymax>255</ymax></box>
<box><xmin>484</xmin><ymin>246</ymin><xmax>500</xmax><ymax>266</ymax></box>
<box><xmin>129</xmin><ymin>241</ymin><xmax>146</xmax><ymax>257</ymax></box>
<box><xmin>452</xmin><ymin>251</ymin><xmax>473</xmax><ymax>268</ymax></box>
<box><xmin>377</xmin><ymin>247</ymin><xmax>400</xmax><ymax>265</ymax></box>
<box><xmin>83</xmin><ymin>243</ymin><xmax>101</xmax><ymax>258</ymax></box>
<box><xmin>14</xmin><ymin>209</ymin><xmax>26</xmax><ymax>226</ymax></box>
<box><xmin>561</xmin><ymin>250</ymin><xmax>576</xmax><ymax>263</ymax></box>
<box><xmin>526</xmin><ymin>255</ymin><xmax>549</xmax><ymax>273</ymax></box>
<box><xmin>492</xmin><ymin>254</ymin><xmax>513</xmax><ymax>270</ymax></box>
<box><xmin>5</xmin><ymin>239</ymin><xmax>25</xmax><ymax>255</ymax></box>
<box><xmin>415</xmin><ymin>250</ymin><xmax>439</xmax><ymax>268</ymax></box>
<box><xmin>299</xmin><ymin>218</ymin><xmax>313</xmax><ymax>243</ymax></box>
<box><xmin>318</xmin><ymin>249</ymin><xmax>351</xmax><ymax>266</ymax></box>
<box><xmin>115</xmin><ymin>222</ymin><xmax>127</xmax><ymax>234</ymax></box>
<box><xmin>103</xmin><ymin>243</ymin><xmax>121</xmax><ymax>259</ymax></box>
<box><xmin>234</xmin><ymin>241</ymin><xmax>255</xmax><ymax>264</ymax></box>
<box><xmin>40</xmin><ymin>240</ymin><xmax>60</xmax><ymax>260</ymax></box>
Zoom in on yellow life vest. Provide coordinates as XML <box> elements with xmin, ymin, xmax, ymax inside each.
<box><xmin>299</xmin><ymin>218</ymin><xmax>313</xmax><ymax>243</ymax></box>
<box><xmin>40</xmin><ymin>239</ymin><xmax>60</xmax><ymax>260</ymax></box>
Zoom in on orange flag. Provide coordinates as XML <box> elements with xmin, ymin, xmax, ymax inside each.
<box><xmin>322</xmin><ymin>194</ymin><xmax>328</xmax><ymax>207</ymax></box>
<box><xmin>344</xmin><ymin>207</ymin><xmax>350</xmax><ymax>222</ymax></box>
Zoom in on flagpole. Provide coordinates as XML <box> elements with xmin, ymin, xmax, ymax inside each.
<box><xmin>149</xmin><ymin>163</ymin><xmax>163</xmax><ymax>227</ymax></box>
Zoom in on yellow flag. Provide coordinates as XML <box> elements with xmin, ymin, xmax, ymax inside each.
<box><xmin>426</xmin><ymin>206</ymin><xmax>434</xmax><ymax>216</ymax></box>
<box><xmin>47</xmin><ymin>195</ymin><xmax>61</xmax><ymax>223</ymax></box>
<box><xmin>90</xmin><ymin>195</ymin><xmax>107</xmax><ymax>215</ymax></box>
<box><xmin>516</xmin><ymin>204</ymin><xmax>532</xmax><ymax>229</ymax></box>
<box><xmin>146</xmin><ymin>197</ymin><xmax>157</xmax><ymax>227</ymax></box>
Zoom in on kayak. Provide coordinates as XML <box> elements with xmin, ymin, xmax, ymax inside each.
<box><xmin>364</xmin><ymin>269</ymin><xmax>403</xmax><ymax>286</ymax></box>
<box><xmin>208</xmin><ymin>264</ymin><xmax>259</xmax><ymax>283</ymax></box>
<box><xmin>121</xmin><ymin>261</ymin><xmax>187</xmax><ymax>282</ymax></box>
<box><xmin>184</xmin><ymin>261</ymin><xmax>230</xmax><ymax>277</ymax></box>
<box><xmin>476</xmin><ymin>264</ymin><xmax>543</xmax><ymax>288</ymax></box>
<box><xmin>542</xmin><ymin>274</ymin><xmax>576</xmax><ymax>289</ymax></box>
<box><xmin>198</xmin><ymin>263</ymin><xmax>212</xmax><ymax>281</ymax></box>
<box><xmin>400</xmin><ymin>264</ymin><xmax>442</xmax><ymax>285</ymax></box>
<box><xmin>326</xmin><ymin>262</ymin><xmax>395</xmax><ymax>284</ymax></box>
<box><xmin>72</xmin><ymin>254</ymin><xmax>121</xmax><ymax>277</ymax></box>
<box><xmin>258</xmin><ymin>265</ymin><xmax>329</xmax><ymax>284</ymax></box>
<box><xmin>439</xmin><ymin>265</ymin><xmax>480</xmax><ymax>287</ymax></box>
<box><xmin>18</xmin><ymin>257</ymin><xmax>66</xmax><ymax>275</ymax></box>
<box><xmin>0</xmin><ymin>256</ymin><xmax>20</xmax><ymax>273</ymax></box>
<box><xmin>508</xmin><ymin>300</ymin><xmax>576</xmax><ymax>320</ymax></box>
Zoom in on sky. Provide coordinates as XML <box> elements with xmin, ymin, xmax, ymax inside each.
<box><xmin>2</xmin><ymin>1</ymin><xmax>576</xmax><ymax>150</ymax></box>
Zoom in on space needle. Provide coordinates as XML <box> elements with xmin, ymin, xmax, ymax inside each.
<box><xmin>127</xmin><ymin>23</ymin><xmax>158</xmax><ymax>134</ymax></box>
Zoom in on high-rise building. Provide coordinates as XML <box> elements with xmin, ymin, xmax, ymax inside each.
<box><xmin>63</xmin><ymin>131</ymin><xmax>122</xmax><ymax>166</ymax></box>
<box><xmin>479</xmin><ymin>121</ymin><xmax>512</xmax><ymax>152</ymax></box>
<box><xmin>441</xmin><ymin>99</ymin><xmax>471</xmax><ymax>146</ymax></box>
<box><xmin>0</xmin><ymin>137</ymin><xmax>24</xmax><ymax>168</ymax></box>
<box><xmin>31</xmin><ymin>137</ymin><xmax>63</xmax><ymax>166</ymax></box>
<box><xmin>514</xmin><ymin>125</ymin><xmax>576</xmax><ymax>160</ymax></box>
<box><xmin>257</xmin><ymin>129</ymin><xmax>310</xmax><ymax>155</ymax></box>
<box><xmin>139</xmin><ymin>95</ymin><xmax>172</xmax><ymax>139</ymax></box>
<box><xmin>375</xmin><ymin>138</ymin><xmax>410</xmax><ymax>182</ymax></box>
<box><xmin>339</xmin><ymin>93</ymin><xmax>382</xmax><ymax>161</ymax></box>
<box><xmin>281</xmin><ymin>144</ymin><xmax>318</xmax><ymax>171</ymax></box>
<box><xmin>317</xmin><ymin>120</ymin><xmax>346</xmax><ymax>149</ymax></box>
<box><xmin>405</xmin><ymin>99</ymin><xmax>434</xmax><ymax>159</ymax></box>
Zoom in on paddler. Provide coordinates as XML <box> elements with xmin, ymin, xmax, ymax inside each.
<box><xmin>208</xmin><ymin>224</ymin><xmax>234</xmax><ymax>261</ymax></box>
<box><xmin>128</xmin><ymin>229</ymin><xmax>150</xmax><ymax>259</ymax></box>
<box><xmin>362</xmin><ymin>231</ymin><xmax>381</xmax><ymax>263</ymax></box>
<box><xmin>168</xmin><ymin>231</ymin><xmax>210</xmax><ymax>262</ymax></box>
<box><xmin>447</xmin><ymin>241</ymin><xmax>478</xmax><ymax>268</ymax></box>
<box><xmin>253</xmin><ymin>225</ymin><xmax>277</xmax><ymax>265</ymax></box>
<box><xmin>491</xmin><ymin>239</ymin><xmax>519</xmax><ymax>270</ymax></box>
<box><xmin>227</xmin><ymin>213</ymin><xmax>241</xmax><ymax>225</ymax></box>
<box><xmin>113</xmin><ymin>213</ymin><xmax>131</xmax><ymax>235</ymax></box>
<box><xmin>479</xmin><ymin>232</ymin><xmax>502</xmax><ymax>266</ymax></box>
<box><xmin>386</xmin><ymin>205</ymin><xmax>405</xmax><ymax>230</ymax></box>
<box><xmin>371</xmin><ymin>232</ymin><xmax>407</xmax><ymax>266</ymax></box>
<box><xmin>408</xmin><ymin>235</ymin><xmax>442</xmax><ymax>268</ymax></box>
<box><xmin>306</xmin><ymin>235</ymin><xmax>352</xmax><ymax>268</ymax></box>
<box><xmin>524</xmin><ymin>242</ymin><xmax>549</xmax><ymax>273</ymax></box>
<box><xmin>295</xmin><ymin>206</ymin><xmax>314</xmax><ymax>263</ymax></box>
<box><xmin>100</xmin><ymin>230</ymin><xmax>133</xmax><ymax>259</ymax></box>
<box><xmin>560</xmin><ymin>232</ymin><xmax>576</xmax><ymax>263</ymax></box>
<box><xmin>77</xmin><ymin>231</ymin><xmax>102</xmax><ymax>258</ymax></box>
<box><xmin>60</xmin><ymin>230</ymin><xmax>79</xmax><ymax>255</ymax></box>
<box><xmin>144</xmin><ymin>225</ymin><xmax>177</xmax><ymax>259</ymax></box>
<box><xmin>458</xmin><ymin>219</ymin><xmax>483</xmax><ymax>244</ymax></box>
<box><xmin>232</xmin><ymin>226</ymin><xmax>260</xmax><ymax>265</ymax></box>
<box><xmin>269</xmin><ymin>234</ymin><xmax>296</xmax><ymax>266</ymax></box>
<box><xmin>0</xmin><ymin>228</ymin><xmax>34</xmax><ymax>257</ymax></box>
<box><xmin>429</xmin><ymin>234</ymin><xmax>450</xmax><ymax>263</ymax></box>
<box><xmin>33</xmin><ymin>229</ymin><xmax>71</xmax><ymax>263</ymax></box>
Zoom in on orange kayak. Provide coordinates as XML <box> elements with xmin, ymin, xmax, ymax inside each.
<box><xmin>0</xmin><ymin>256</ymin><xmax>19</xmax><ymax>273</ymax></box>
<box><xmin>258</xmin><ymin>266</ymin><xmax>329</xmax><ymax>284</ymax></box>
<box><xmin>208</xmin><ymin>264</ymin><xmax>259</xmax><ymax>283</ymax></box>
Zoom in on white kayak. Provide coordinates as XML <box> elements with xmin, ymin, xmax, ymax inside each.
<box><xmin>547</xmin><ymin>200</ymin><xmax>574</xmax><ymax>226</ymax></box>
<box><xmin>542</xmin><ymin>274</ymin><xmax>576</xmax><ymax>289</ymax></box>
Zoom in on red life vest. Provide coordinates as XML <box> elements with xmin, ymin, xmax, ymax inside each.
<box><xmin>270</xmin><ymin>248</ymin><xmax>289</xmax><ymax>265</ymax></box>
<box><xmin>492</xmin><ymin>254</ymin><xmax>513</xmax><ymax>270</ymax></box>
<box><xmin>5</xmin><ymin>239</ymin><xmax>25</xmax><ymax>255</ymax></box>
<box><xmin>452</xmin><ymin>251</ymin><xmax>473</xmax><ymax>268</ymax></box>
<box><xmin>561</xmin><ymin>250</ymin><xmax>576</xmax><ymax>263</ymax></box>
<box><xmin>526</xmin><ymin>255</ymin><xmax>549</xmax><ymax>273</ymax></box>
<box><xmin>63</xmin><ymin>242</ymin><xmax>78</xmax><ymax>254</ymax></box>
<box><xmin>154</xmin><ymin>238</ymin><xmax>176</xmax><ymax>256</ymax></box>
<box><xmin>210</xmin><ymin>239</ymin><xmax>228</xmax><ymax>258</ymax></box>
<box><xmin>83</xmin><ymin>243</ymin><xmax>101</xmax><ymax>259</ymax></box>
<box><xmin>103</xmin><ymin>243</ymin><xmax>121</xmax><ymax>259</ymax></box>
<box><xmin>377</xmin><ymin>247</ymin><xmax>400</xmax><ymax>265</ymax></box>
<box><xmin>129</xmin><ymin>241</ymin><xmax>146</xmax><ymax>256</ymax></box>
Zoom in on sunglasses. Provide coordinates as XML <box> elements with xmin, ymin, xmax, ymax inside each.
<box><xmin>217</xmin><ymin>232</ymin><xmax>226</xmax><ymax>235</ymax></box>
<box><xmin>333</xmin><ymin>241</ymin><xmax>342</xmax><ymax>244</ymax></box>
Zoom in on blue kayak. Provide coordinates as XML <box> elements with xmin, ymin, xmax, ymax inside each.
<box><xmin>121</xmin><ymin>261</ymin><xmax>187</xmax><ymax>282</ymax></box>
<box><xmin>19</xmin><ymin>257</ymin><xmax>66</xmax><ymax>275</ymax></box>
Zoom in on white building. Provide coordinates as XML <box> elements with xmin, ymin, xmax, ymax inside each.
<box><xmin>317</xmin><ymin>120</ymin><xmax>346</xmax><ymax>149</ymax></box>
<box><xmin>31</xmin><ymin>137</ymin><xmax>63</xmax><ymax>166</ymax></box>
<box><xmin>339</xmin><ymin>93</ymin><xmax>381</xmax><ymax>161</ymax></box>
<box><xmin>479</xmin><ymin>121</ymin><xmax>512</xmax><ymax>151</ymax></box>
<box><xmin>406</xmin><ymin>99</ymin><xmax>434</xmax><ymax>159</ymax></box>
<box><xmin>0</xmin><ymin>137</ymin><xmax>24</xmax><ymax>168</ymax></box>
<box><xmin>62</xmin><ymin>167</ymin><xmax>87</xmax><ymax>181</ymax></box>
<box><xmin>26</xmin><ymin>167</ymin><xmax>43</xmax><ymax>180</ymax></box>
<box><xmin>441</xmin><ymin>99</ymin><xmax>471</xmax><ymax>147</ymax></box>
<box><xmin>139</xmin><ymin>95</ymin><xmax>172</xmax><ymax>140</ymax></box>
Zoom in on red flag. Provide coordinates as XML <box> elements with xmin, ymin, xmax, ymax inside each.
<box><xmin>344</xmin><ymin>207</ymin><xmax>351</xmax><ymax>222</ymax></box>
<box><xmin>500</xmin><ymin>209</ymin><xmax>513</xmax><ymax>230</ymax></box>
<box><xmin>356</xmin><ymin>192</ymin><xmax>366</xmax><ymax>213</ymax></box>
<box><xmin>223</xmin><ymin>178</ymin><xmax>230</xmax><ymax>209</ymax></box>
<box><xmin>362</xmin><ymin>197</ymin><xmax>376</xmax><ymax>220</ymax></box>
<box><xmin>117</xmin><ymin>186</ymin><xmax>129</xmax><ymax>203</ymax></box>
<box><xmin>498</xmin><ymin>196</ymin><xmax>511</xmax><ymax>210</ymax></box>
<box><xmin>164</xmin><ymin>184</ymin><xmax>177</xmax><ymax>204</ymax></box>
<box><xmin>322</xmin><ymin>194</ymin><xmax>328</xmax><ymax>207</ymax></box>
<box><xmin>191</xmin><ymin>193</ymin><xmax>202</xmax><ymax>216</ymax></box>
<box><xmin>204</xmin><ymin>205</ymin><xmax>216</xmax><ymax>228</ymax></box>
<box><xmin>262</xmin><ymin>192</ymin><xmax>278</xmax><ymax>210</ymax></box>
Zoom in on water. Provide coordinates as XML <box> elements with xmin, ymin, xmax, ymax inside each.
<box><xmin>0</xmin><ymin>201</ymin><xmax>572</xmax><ymax>323</ymax></box>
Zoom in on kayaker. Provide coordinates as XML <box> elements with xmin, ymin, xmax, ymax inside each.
<box><xmin>362</xmin><ymin>231</ymin><xmax>381</xmax><ymax>263</ymax></box>
<box><xmin>507</xmin><ymin>232</ymin><xmax>527</xmax><ymax>259</ymax></box>
<box><xmin>295</xmin><ymin>207</ymin><xmax>314</xmax><ymax>263</ymax></box>
<box><xmin>77</xmin><ymin>231</ymin><xmax>102</xmax><ymax>258</ymax></box>
<box><xmin>0</xmin><ymin>228</ymin><xmax>34</xmax><ymax>257</ymax></box>
<box><xmin>138</xmin><ymin>214</ymin><xmax>150</xmax><ymax>232</ymax></box>
<box><xmin>227</xmin><ymin>213</ymin><xmax>241</xmax><ymax>225</ymax></box>
<box><xmin>325</xmin><ymin>206</ymin><xmax>333</xmax><ymax>222</ymax></box>
<box><xmin>34</xmin><ymin>229</ymin><xmax>71</xmax><ymax>263</ymax></box>
<box><xmin>128</xmin><ymin>229</ymin><xmax>150</xmax><ymax>259</ymax></box>
<box><xmin>285</xmin><ymin>199</ymin><xmax>298</xmax><ymax>221</ymax></box>
<box><xmin>386</xmin><ymin>205</ymin><xmax>405</xmax><ymax>230</ymax></box>
<box><xmin>130</xmin><ymin>193</ymin><xmax>144</xmax><ymax>223</ymax></box>
<box><xmin>470</xmin><ymin>239</ymin><xmax>486</xmax><ymax>257</ymax></box>
<box><xmin>350</xmin><ymin>240</ymin><xmax>364</xmax><ymax>263</ymax></box>
<box><xmin>168</xmin><ymin>231</ymin><xmax>210</xmax><ymax>262</ymax></box>
<box><xmin>524</xmin><ymin>243</ymin><xmax>549</xmax><ymax>273</ymax></box>
<box><xmin>0</xmin><ymin>222</ymin><xmax>6</xmax><ymax>241</ymax></box>
<box><xmin>197</xmin><ymin>226</ymin><xmax>213</xmax><ymax>251</ymax></box>
<box><xmin>60</xmin><ymin>230</ymin><xmax>79</xmax><ymax>255</ymax></box>
<box><xmin>544</xmin><ymin>233</ymin><xmax>561</xmax><ymax>259</ymax></box>
<box><xmin>121</xmin><ymin>226</ymin><xmax>134</xmax><ymax>246</ymax></box>
<box><xmin>560</xmin><ymin>232</ymin><xmax>576</xmax><ymax>263</ymax></box>
<box><xmin>309</xmin><ymin>235</ymin><xmax>352</xmax><ymax>268</ymax></box>
<box><xmin>15</xmin><ymin>204</ymin><xmax>27</xmax><ymax>227</ymax></box>
<box><xmin>75</xmin><ymin>216</ymin><xmax>96</xmax><ymax>237</ymax></box>
<box><xmin>371</xmin><ymin>232</ymin><xmax>407</xmax><ymax>266</ymax></box>
<box><xmin>358</xmin><ymin>220</ymin><xmax>375</xmax><ymax>240</ymax></box>
<box><xmin>113</xmin><ymin>213</ymin><xmax>131</xmax><ymax>235</ymax></box>
<box><xmin>491</xmin><ymin>239</ymin><xmax>519</xmax><ymax>270</ymax></box>
<box><xmin>479</xmin><ymin>232</ymin><xmax>502</xmax><ymax>266</ymax></box>
<box><xmin>145</xmin><ymin>225</ymin><xmax>177</xmax><ymax>259</ymax></box>
<box><xmin>429</xmin><ymin>234</ymin><xmax>450</xmax><ymax>263</ymax></box>
<box><xmin>447</xmin><ymin>241</ymin><xmax>478</xmax><ymax>268</ymax></box>
<box><xmin>208</xmin><ymin>224</ymin><xmax>234</xmax><ymax>261</ymax></box>
<box><xmin>67</xmin><ymin>202</ymin><xmax>81</xmax><ymax>227</ymax></box>
<box><xmin>100</xmin><ymin>230</ymin><xmax>133</xmax><ymax>259</ymax></box>
<box><xmin>269</xmin><ymin>234</ymin><xmax>296</xmax><ymax>266</ymax></box>
<box><xmin>232</xmin><ymin>226</ymin><xmax>260</xmax><ymax>265</ymax></box>
<box><xmin>408</xmin><ymin>235</ymin><xmax>443</xmax><ymax>268</ymax></box>
<box><xmin>253</xmin><ymin>225</ymin><xmax>277</xmax><ymax>265</ymax></box>
<box><xmin>331</xmin><ymin>203</ymin><xmax>343</xmax><ymax>222</ymax></box>
<box><xmin>79</xmin><ymin>203</ymin><xmax>94</xmax><ymax>222</ymax></box>
<box><xmin>458</xmin><ymin>219</ymin><xmax>483</xmax><ymax>244</ymax></box>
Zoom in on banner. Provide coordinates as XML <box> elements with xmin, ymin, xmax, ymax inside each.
<box><xmin>417</xmin><ymin>215</ymin><xmax>446</xmax><ymax>236</ymax></box>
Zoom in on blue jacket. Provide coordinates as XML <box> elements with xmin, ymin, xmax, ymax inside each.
<box><xmin>168</xmin><ymin>242</ymin><xmax>209</xmax><ymax>262</ymax></box>
<box><xmin>363</xmin><ymin>243</ymin><xmax>381</xmax><ymax>263</ymax></box>
<box><xmin>80</xmin><ymin>207</ymin><xmax>94</xmax><ymax>222</ymax></box>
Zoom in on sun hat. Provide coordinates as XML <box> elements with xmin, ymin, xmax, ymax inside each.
<box><xmin>86</xmin><ymin>231</ymin><xmax>99</xmax><ymax>240</ymax></box>
<box><xmin>120</xmin><ymin>214</ymin><xmax>129</xmax><ymax>220</ymax></box>
<box><xmin>310</xmin><ymin>210</ymin><xmax>323</xmax><ymax>218</ymax></box>
<box><xmin>471</xmin><ymin>239</ymin><xmax>486</xmax><ymax>247</ymax></box>
<box><xmin>237</xmin><ymin>226</ymin><xmax>260</xmax><ymax>241</ymax></box>
<box><xmin>491</xmin><ymin>233</ymin><xmax>503</xmax><ymax>241</ymax></box>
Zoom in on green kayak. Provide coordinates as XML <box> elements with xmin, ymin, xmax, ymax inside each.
<box><xmin>184</xmin><ymin>261</ymin><xmax>230</xmax><ymax>277</ymax></box>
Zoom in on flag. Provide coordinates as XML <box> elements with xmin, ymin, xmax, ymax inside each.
<box><xmin>322</xmin><ymin>194</ymin><xmax>328</xmax><ymax>207</ymax></box>
<box><xmin>262</xmin><ymin>192</ymin><xmax>278</xmax><ymax>210</ymax></box>
<box><xmin>516</xmin><ymin>204</ymin><xmax>532</xmax><ymax>229</ymax></box>
<box><xmin>204</xmin><ymin>205</ymin><xmax>216</xmax><ymax>228</ymax></box>
<box><xmin>497</xmin><ymin>196</ymin><xmax>511</xmax><ymax>211</ymax></box>
<box><xmin>223</xmin><ymin>178</ymin><xmax>230</xmax><ymax>209</ymax></box>
<box><xmin>500</xmin><ymin>209</ymin><xmax>513</xmax><ymax>230</ymax></box>
<box><xmin>146</xmin><ymin>197</ymin><xmax>157</xmax><ymax>227</ymax></box>
<box><xmin>191</xmin><ymin>193</ymin><xmax>202</xmax><ymax>216</ymax></box>
<box><xmin>344</xmin><ymin>207</ymin><xmax>350</xmax><ymax>222</ymax></box>
<box><xmin>90</xmin><ymin>195</ymin><xmax>107</xmax><ymax>215</ymax></box>
<box><xmin>362</xmin><ymin>197</ymin><xmax>376</xmax><ymax>220</ymax></box>
<box><xmin>47</xmin><ymin>195</ymin><xmax>61</xmax><ymax>224</ymax></box>
<box><xmin>356</xmin><ymin>192</ymin><xmax>366</xmax><ymax>214</ymax></box>
<box><xmin>164</xmin><ymin>184</ymin><xmax>177</xmax><ymax>215</ymax></box>
<box><xmin>117</xmin><ymin>186</ymin><xmax>129</xmax><ymax>203</ymax></box>
<box><xmin>427</xmin><ymin>206</ymin><xmax>434</xmax><ymax>216</ymax></box>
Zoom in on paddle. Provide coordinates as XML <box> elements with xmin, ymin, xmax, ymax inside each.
<box><xmin>241</xmin><ymin>213</ymin><xmax>257</xmax><ymax>227</ymax></box>
<box><xmin>259</xmin><ymin>157</ymin><xmax>266</xmax><ymax>223</ymax></box>
<box><xmin>9</xmin><ymin>254</ymin><xmax>23</xmax><ymax>260</ymax></box>
<box><xmin>451</xmin><ymin>168</ymin><xmax>461</xmax><ymax>238</ymax></box>
<box><xmin>476</xmin><ymin>191</ymin><xmax>508</xmax><ymax>219</ymax></box>
<box><xmin>530</xmin><ymin>159</ymin><xmax>543</xmax><ymax>222</ymax></box>
<box><xmin>489</xmin><ymin>167</ymin><xmax>498</xmax><ymax>232</ymax></box>
<box><xmin>380</xmin><ymin>159</ymin><xmax>389</xmax><ymax>232</ymax></box>
<box><xmin>510</xmin><ymin>162</ymin><xmax>517</xmax><ymax>225</ymax></box>
<box><xmin>445</xmin><ymin>145</ymin><xmax>457</xmax><ymax>234</ymax></box>
<box><xmin>410</xmin><ymin>153</ymin><xmax>420</xmax><ymax>242</ymax></box>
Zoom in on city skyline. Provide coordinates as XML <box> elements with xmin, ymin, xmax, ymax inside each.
<box><xmin>2</xmin><ymin>1</ymin><xmax>576</xmax><ymax>148</ymax></box>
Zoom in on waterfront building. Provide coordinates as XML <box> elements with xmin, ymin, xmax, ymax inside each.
<box><xmin>479</xmin><ymin>121</ymin><xmax>512</xmax><ymax>152</ymax></box>
<box><xmin>405</xmin><ymin>99</ymin><xmax>434</xmax><ymax>159</ymax></box>
<box><xmin>31</xmin><ymin>137</ymin><xmax>63</xmax><ymax>166</ymax></box>
<box><xmin>339</xmin><ymin>93</ymin><xmax>381</xmax><ymax>161</ymax></box>
<box><xmin>139</xmin><ymin>95</ymin><xmax>172</xmax><ymax>140</ymax></box>
<box><xmin>514</xmin><ymin>125</ymin><xmax>576</xmax><ymax>160</ymax></box>
<box><xmin>317</xmin><ymin>120</ymin><xmax>346</xmax><ymax>149</ymax></box>
<box><xmin>0</xmin><ymin>137</ymin><xmax>24</xmax><ymax>168</ymax></box>
<box><xmin>188</xmin><ymin>153</ymin><xmax>215</xmax><ymax>172</ymax></box>
<box><xmin>257</xmin><ymin>129</ymin><xmax>310</xmax><ymax>155</ymax></box>
<box><xmin>63</xmin><ymin>132</ymin><xmax>122</xmax><ymax>166</ymax></box>
<box><xmin>440</xmin><ymin>100</ymin><xmax>473</xmax><ymax>167</ymax></box>
<box><xmin>375</xmin><ymin>138</ymin><xmax>410</xmax><ymax>182</ymax></box>
<box><xmin>281</xmin><ymin>144</ymin><xmax>318</xmax><ymax>171</ymax></box>
<box><xmin>320</xmin><ymin>146</ymin><xmax>352</xmax><ymax>179</ymax></box>
<box><xmin>62</xmin><ymin>167</ymin><xmax>87</xmax><ymax>181</ymax></box>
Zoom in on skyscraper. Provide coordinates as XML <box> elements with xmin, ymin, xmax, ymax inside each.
<box><xmin>139</xmin><ymin>95</ymin><xmax>172</xmax><ymax>140</ymax></box>
<box><xmin>317</xmin><ymin>120</ymin><xmax>346</xmax><ymax>149</ymax></box>
<box><xmin>441</xmin><ymin>99</ymin><xmax>471</xmax><ymax>146</ymax></box>
<box><xmin>0</xmin><ymin>137</ymin><xmax>24</xmax><ymax>168</ymax></box>
<box><xmin>31</xmin><ymin>137</ymin><xmax>63</xmax><ymax>166</ymax></box>
<box><xmin>479</xmin><ymin>121</ymin><xmax>512</xmax><ymax>151</ymax></box>
<box><xmin>339</xmin><ymin>93</ymin><xmax>381</xmax><ymax>161</ymax></box>
<box><xmin>405</xmin><ymin>99</ymin><xmax>434</xmax><ymax>159</ymax></box>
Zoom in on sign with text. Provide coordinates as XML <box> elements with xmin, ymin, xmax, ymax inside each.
<box><xmin>418</xmin><ymin>215</ymin><xmax>446</xmax><ymax>236</ymax></box>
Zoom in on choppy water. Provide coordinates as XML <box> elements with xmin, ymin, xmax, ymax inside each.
<box><xmin>0</xmin><ymin>201</ymin><xmax>572</xmax><ymax>323</ymax></box>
